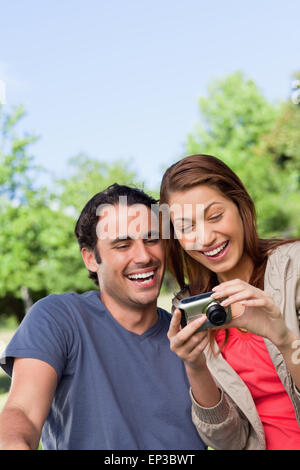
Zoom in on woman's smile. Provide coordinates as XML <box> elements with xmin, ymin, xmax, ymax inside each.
<box><xmin>200</xmin><ymin>240</ymin><xmax>230</xmax><ymax>261</ymax></box>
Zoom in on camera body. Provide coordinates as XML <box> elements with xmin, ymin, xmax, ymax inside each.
<box><xmin>177</xmin><ymin>291</ymin><xmax>232</xmax><ymax>331</ymax></box>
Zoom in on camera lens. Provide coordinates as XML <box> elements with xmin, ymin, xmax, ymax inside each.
<box><xmin>206</xmin><ymin>303</ymin><xmax>227</xmax><ymax>325</ymax></box>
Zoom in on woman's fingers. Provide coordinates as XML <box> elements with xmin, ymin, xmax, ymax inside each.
<box><xmin>169</xmin><ymin>311</ymin><xmax>207</xmax><ymax>341</ymax></box>
<box><xmin>212</xmin><ymin>279</ymin><xmax>249</xmax><ymax>299</ymax></box>
<box><xmin>168</xmin><ymin>309</ymin><xmax>207</xmax><ymax>343</ymax></box>
<box><xmin>186</xmin><ymin>335</ymin><xmax>209</xmax><ymax>364</ymax></box>
<box><xmin>239</xmin><ymin>299</ymin><xmax>266</xmax><ymax>307</ymax></box>
<box><xmin>218</xmin><ymin>288</ymin><xmax>255</xmax><ymax>307</ymax></box>
<box><xmin>212</xmin><ymin>280</ymin><xmax>265</xmax><ymax>307</ymax></box>
<box><xmin>168</xmin><ymin>308</ymin><xmax>182</xmax><ymax>339</ymax></box>
<box><xmin>168</xmin><ymin>310</ymin><xmax>210</xmax><ymax>369</ymax></box>
<box><xmin>173</xmin><ymin>329</ymin><xmax>208</xmax><ymax>355</ymax></box>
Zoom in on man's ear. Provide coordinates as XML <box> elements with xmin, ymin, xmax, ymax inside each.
<box><xmin>81</xmin><ymin>247</ymin><xmax>99</xmax><ymax>272</ymax></box>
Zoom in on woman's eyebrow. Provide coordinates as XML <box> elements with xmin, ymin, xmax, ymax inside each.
<box><xmin>173</xmin><ymin>201</ymin><xmax>223</xmax><ymax>221</ymax></box>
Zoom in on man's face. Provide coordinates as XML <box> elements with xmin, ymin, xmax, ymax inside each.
<box><xmin>95</xmin><ymin>203</ymin><xmax>165</xmax><ymax>311</ymax></box>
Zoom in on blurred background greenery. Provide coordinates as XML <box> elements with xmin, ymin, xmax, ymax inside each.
<box><xmin>1</xmin><ymin>70</ymin><xmax>300</xmax><ymax>410</ymax></box>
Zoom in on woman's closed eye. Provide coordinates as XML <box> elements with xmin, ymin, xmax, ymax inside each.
<box><xmin>175</xmin><ymin>224</ymin><xmax>195</xmax><ymax>234</ymax></box>
<box><xmin>208</xmin><ymin>213</ymin><xmax>223</xmax><ymax>222</ymax></box>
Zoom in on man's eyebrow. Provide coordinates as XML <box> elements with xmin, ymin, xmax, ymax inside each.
<box><xmin>173</xmin><ymin>201</ymin><xmax>223</xmax><ymax>222</ymax></box>
<box><xmin>146</xmin><ymin>230</ymin><xmax>160</xmax><ymax>239</ymax></box>
<box><xmin>109</xmin><ymin>236</ymin><xmax>132</xmax><ymax>246</ymax></box>
<box><xmin>109</xmin><ymin>231</ymin><xmax>160</xmax><ymax>245</ymax></box>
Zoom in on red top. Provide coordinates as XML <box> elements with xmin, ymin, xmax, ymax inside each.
<box><xmin>216</xmin><ymin>328</ymin><xmax>300</xmax><ymax>450</ymax></box>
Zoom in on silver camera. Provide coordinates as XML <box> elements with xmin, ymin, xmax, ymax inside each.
<box><xmin>177</xmin><ymin>291</ymin><xmax>232</xmax><ymax>331</ymax></box>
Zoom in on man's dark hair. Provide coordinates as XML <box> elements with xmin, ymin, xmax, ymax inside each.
<box><xmin>74</xmin><ymin>183</ymin><xmax>158</xmax><ymax>285</ymax></box>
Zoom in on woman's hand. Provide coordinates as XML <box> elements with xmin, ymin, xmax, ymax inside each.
<box><xmin>167</xmin><ymin>309</ymin><xmax>209</xmax><ymax>370</ymax></box>
<box><xmin>212</xmin><ymin>279</ymin><xmax>290</xmax><ymax>347</ymax></box>
<box><xmin>168</xmin><ymin>309</ymin><xmax>222</xmax><ymax>408</ymax></box>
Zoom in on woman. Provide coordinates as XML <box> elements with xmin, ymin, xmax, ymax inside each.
<box><xmin>160</xmin><ymin>154</ymin><xmax>300</xmax><ymax>450</ymax></box>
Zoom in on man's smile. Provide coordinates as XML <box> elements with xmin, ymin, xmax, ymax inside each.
<box><xmin>125</xmin><ymin>267</ymin><xmax>159</xmax><ymax>287</ymax></box>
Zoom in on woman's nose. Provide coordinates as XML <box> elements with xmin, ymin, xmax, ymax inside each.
<box><xmin>199</xmin><ymin>224</ymin><xmax>217</xmax><ymax>250</ymax></box>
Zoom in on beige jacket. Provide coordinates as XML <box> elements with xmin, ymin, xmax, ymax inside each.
<box><xmin>172</xmin><ymin>242</ymin><xmax>300</xmax><ymax>450</ymax></box>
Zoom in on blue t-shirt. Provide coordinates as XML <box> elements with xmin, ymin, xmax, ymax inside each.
<box><xmin>0</xmin><ymin>291</ymin><xmax>206</xmax><ymax>450</ymax></box>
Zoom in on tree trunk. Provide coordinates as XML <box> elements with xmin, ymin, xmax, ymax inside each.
<box><xmin>20</xmin><ymin>286</ymin><xmax>33</xmax><ymax>314</ymax></box>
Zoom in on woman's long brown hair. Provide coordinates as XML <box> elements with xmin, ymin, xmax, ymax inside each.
<box><xmin>160</xmin><ymin>154</ymin><xmax>299</xmax><ymax>352</ymax></box>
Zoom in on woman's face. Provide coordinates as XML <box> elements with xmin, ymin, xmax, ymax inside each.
<box><xmin>168</xmin><ymin>185</ymin><xmax>250</xmax><ymax>282</ymax></box>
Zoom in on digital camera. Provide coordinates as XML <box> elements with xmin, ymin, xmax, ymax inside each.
<box><xmin>177</xmin><ymin>291</ymin><xmax>232</xmax><ymax>331</ymax></box>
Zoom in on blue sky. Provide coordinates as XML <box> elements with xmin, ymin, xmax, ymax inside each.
<box><xmin>1</xmin><ymin>0</ymin><xmax>299</xmax><ymax>189</ymax></box>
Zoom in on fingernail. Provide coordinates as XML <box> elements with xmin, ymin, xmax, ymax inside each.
<box><xmin>212</xmin><ymin>291</ymin><xmax>221</xmax><ymax>298</ymax></box>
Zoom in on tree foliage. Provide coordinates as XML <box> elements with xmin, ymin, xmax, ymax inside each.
<box><xmin>0</xmin><ymin>106</ymin><xmax>140</xmax><ymax>321</ymax></box>
<box><xmin>185</xmin><ymin>71</ymin><xmax>300</xmax><ymax>238</ymax></box>
<box><xmin>55</xmin><ymin>153</ymin><xmax>138</xmax><ymax>216</ymax></box>
<box><xmin>0</xmin><ymin>105</ymin><xmax>39</xmax><ymax>203</ymax></box>
<box><xmin>1</xmin><ymin>71</ymin><xmax>300</xmax><ymax>321</ymax></box>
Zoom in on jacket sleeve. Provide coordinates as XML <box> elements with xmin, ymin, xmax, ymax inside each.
<box><xmin>264</xmin><ymin>242</ymin><xmax>300</xmax><ymax>426</ymax></box>
<box><xmin>286</xmin><ymin>242</ymin><xmax>300</xmax><ymax>423</ymax></box>
<box><xmin>190</xmin><ymin>388</ymin><xmax>256</xmax><ymax>450</ymax></box>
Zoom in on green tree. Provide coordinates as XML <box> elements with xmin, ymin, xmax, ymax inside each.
<box><xmin>55</xmin><ymin>153</ymin><xmax>138</xmax><ymax>216</ymax></box>
<box><xmin>0</xmin><ymin>106</ymin><xmax>144</xmax><ymax>322</ymax></box>
<box><xmin>0</xmin><ymin>104</ymin><xmax>39</xmax><ymax>203</ymax></box>
<box><xmin>185</xmin><ymin>71</ymin><xmax>300</xmax><ymax>237</ymax></box>
<box><xmin>258</xmin><ymin>71</ymin><xmax>300</xmax><ymax>236</ymax></box>
<box><xmin>261</xmin><ymin>75</ymin><xmax>300</xmax><ymax>176</ymax></box>
<box><xmin>0</xmin><ymin>105</ymin><xmax>50</xmax><ymax>320</ymax></box>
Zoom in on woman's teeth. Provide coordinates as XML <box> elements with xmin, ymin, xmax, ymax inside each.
<box><xmin>203</xmin><ymin>241</ymin><xmax>228</xmax><ymax>257</ymax></box>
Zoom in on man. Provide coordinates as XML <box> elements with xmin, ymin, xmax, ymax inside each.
<box><xmin>0</xmin><ymin>184</ymin><xmax>206</xmax><ymax>450</ymax></box>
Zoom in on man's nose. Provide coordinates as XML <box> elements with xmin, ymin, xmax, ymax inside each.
<box><xmin>132</xmin><ymin>240</ymin><xmax>152</xmax><ymax>264</ymax></box>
